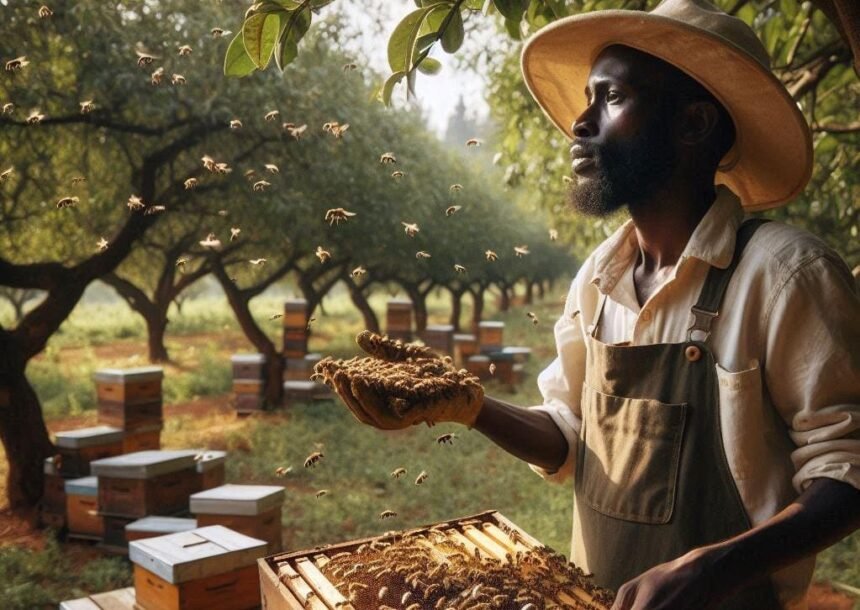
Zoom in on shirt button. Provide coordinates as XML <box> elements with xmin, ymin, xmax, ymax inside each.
<box><xmin>640</xmin><ymin>308</ymin><xmax>652</xmax><ymax>322</ymax></box>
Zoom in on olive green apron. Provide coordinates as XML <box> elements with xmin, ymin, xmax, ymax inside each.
<box><xmin>574</xmin><ymin>219</ymin><xmax>781</xmax><ymax>608</ymax></box>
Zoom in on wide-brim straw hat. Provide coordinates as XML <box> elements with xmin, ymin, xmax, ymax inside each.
<box><xmin>521</xmin><ymin>0</ymin><xmax>813</xmax><ymax>211</ymax></box>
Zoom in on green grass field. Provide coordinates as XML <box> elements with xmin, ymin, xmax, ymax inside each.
<box><xmin>0</xmin><ymin>287</ymin><xmax>857</xmax><ymax>609</ymax></box>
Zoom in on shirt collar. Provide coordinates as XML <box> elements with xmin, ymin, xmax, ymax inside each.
<box><xmin>589</xmin><ymin>186</ymin><xmax>745</xmax><ymax>294</ymax></box>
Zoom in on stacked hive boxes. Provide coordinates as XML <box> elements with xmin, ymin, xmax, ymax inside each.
<box><xmin>230</xmin><ymin>353</ymin><xmax>267</xmax><ymax>413</ymax></box>
<box><xmin>190</xmin><ymin>484</ymin><xmax>285</xmax><ymax>554</ymax></box>
<box><xmin>282</xmin><ymin>299</ymin><xmax>330</xmax><ymax>403</ymax></box>
<box><xmin>40</xmin><ymin>456</ymin><xmax>67</xmax><ymax>529</ymax></box>
<box><xmin>467</xmin><ymin>321</ymin><xmax>532</xmax><ymax>385</ymax></box>
<box><xmin>94</xmin><ymin>367</ymin><xmax>164</xmax><ymax>452</ymax></box>
<box><xmin>192</xmin><ymin>449</ymin><xmax>227</xmax><ymax>492</ymax></box>
<box><xmin>420</xmin><ymin>324</ymin><xmax>455</xmax><ymax>355</ymax></box>
<box><xmin>385</xmin><ymin>298</ymin><xmax>413</xmax><ymax>342</ymax></box>
<box><xmin>283</xmin><ymin>299</ymin><xmax>309</xmax><ymax>358</ymax></box>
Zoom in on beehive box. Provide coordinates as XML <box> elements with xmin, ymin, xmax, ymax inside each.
<box><xmin>488</xmin><ymin>351</ymin><xmax>520</xmax><ymax>386</ymax></box>
<box><xmin>283</xmin><ymin>380</ymin><xmax>330</xmax><ymax>405</ymax></box>
<box><xmin>59</xmin><ymin>586</ymin><xmax>136</xmax><ymax>610</ymax></box>
<box><xmin>130</xmin><ymin>525</ymin><xmax>267</xmax><ymax>610</ymax></box>
<box><xmin>231</xmin><ymin>353</ymin><xmax>266</xmax><ymax>380</ymax></box>
<box><xmin>65</xmin><ymin>476</ymin><xmax>102</xmax><ymax>539</ymax></box>
<box><xmin>465</xmin><ymin>354</ymin><xmax>492</xmax><ymax>381</ymax></box>
<box><xmin>41</xmin><ymin>456</ymin><xmax>66</xmax><ymax>529</ymax></box>
<box><xmin>193</xmin><ymin>450</ymin><xmax>227</xmax><ymax>492</ymax></box>
<box><xmin>478</xmin><ymin>321</ymin><xmax>505</xmax><ymax>353</ymax></box>
<box><xmin>501</xmin><ymin>346</ymin><xmax>532</xmax><ymax>363</ymax></box>
<box><xmin>100</xmin><ymin>514</ymin><xmax>137</xmax><ymax>553</ymax></box>
<box><xmin>421</xmin><ymin>324</ymin><xmax>455</xmax><ymax>354</ymax></box>
<box><xmin>233</xmin><ymin>378</ymin><xmax>266</xmax><ymax>413</ymax></box>
<box><xmin>283</xmin><ymin>299</ymin><xmax>310</xmax><ymax>358</ymax></box>
<box><xmin>284</xmin><ymin>353</ymin><xmax>322</xmax><ymax>381</ymax></box>
<box><xmin>121</xmin><ymin>424</ymin><xmax>162</xmax><ymax>453</ymax></box>
<box><xmin>95</xmin><ymin>367</ymin><xmax>164</xmax><ymax>433</ymax></box>
<box><xmin>258</xmin><ymin>510</ymin><xmax>613</xmax><ymax>610</ymax></box>
<box><xmin>452</xmin><ymin>333</ymin><xmax>479</xmax><ymax>367</ymax></box>
<box><xmin>190</xmin><ymin>484</ymin><xmax>284</xmax><ymax>554</ymax></box>
<box><xmin>126</xmin><ymin>516</ymin><xmax>198</xmax><ymax>543</ymax></box>
<box><xmin>91</xmin><ymin>450</ymin><xmax>198</xmax><ymax>518</ymax></box>
<box><xmin>385</xmin><ymin>298</ymin><xmax>413</xmax><ymax>342</ymax></box>
<box><xmin>55</xmin><ymin>426</ymin><xmax>125</xmax><ymax>477</ymax></box>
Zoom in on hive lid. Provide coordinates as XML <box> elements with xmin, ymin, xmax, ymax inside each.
<box><xmin>190</xmin><ymin>484</ymin><xmax>285</xmax><ymax>516</ymax></box>
<box><xmin>92</xmin><ymin>366</ymin><xmax>163</xmax><ymax>383</ymax></box>
<box><xmin>230</xmin><ymin>353</ymin><xmax>266</xmax><ymax>364</ymax></box>
<box><xmin>59</xmin><ymin>586</ymin><xmax>136</xmax><ymax>610</ymax></box>
<box><xmin>425</xmin><ymin>324</ymin><xmax>455</xmax><ymax>332</ymax></box>
<box><xmin>502</xmin><ymin>346</ymin><xmax>532</xmax><ymax>355</ymax></box>
<box><xmin>126</xmin><ymin>516</ymin><xmax>198</xmax><ymax>535</ymax></box>
<box><xmin>386</xmin><ymin>298</ymin><xmax>413</xmax><ymax>307</ymax></box>
<box><xmin>283</xmin><ymin>380</ymin><xmax>317</xmax><ymax>391</ymax></box>
<box><xmin>129</xmin><ymin>525</ymin><xmax>267</xmax><ymax>584</ymax></box>
<box><xmin>488</xmin><ymin>351</ymin><xmax>516</xmax><ymax>362</ymax></box>
<box><xmin>304</xmin><ymin>353</ymin><xmax>322</xmax><ymax>361</ymax></box>
<box><xmin>90</xmin><ymin>450</ymin><xmax>198</xmax><ymax>479</ymax></box>
<box><xmin>65</xmin><ymin>476</ymin><xmax>98</xmax><ymax>496</ymax></box>
<box><xmin>55</xmin><ymin>426</ymin><xmax>124</xmax><ymax>449</ymax></box>
<box><xmin>478</xmin><ymin>321</ymin><xmax>505</xmax><ymax>329</ymax></box>
<box><xmin>467</xmin><ymin>355</ymin><xmax>491</xmax><ymax>363</ymax></box>
<box><xmin>453</xmin><ymin>333</ymin><xmax>477</xmax><ymax>341</ymax></box>
<box><xmin>192</xmin><ymin>450</ymin><xmax>227</xmax><ymax>473</ymax></box>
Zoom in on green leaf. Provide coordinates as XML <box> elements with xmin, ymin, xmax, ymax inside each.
<box><xmin>417</xmin><ymin>56</ymin><xmax>442</xmax><ymax>74</ymax></box>
<box><xmin>380</xmin><ymin>70</ymin><xmax>407</xmax><ymax>106</ymax></box>
<box><xmin>224</xmin><ymin>32</ymin><xmax>258</xmax><ymax>77</ymax></box>
<box><xmin>242</xmin><ymin>12</ymin><xmax>281</xmax><ymax>69</ymax></box>
<box><xmin>494</xmin><ymin>0</ymin><xmax>528</xmax><ymax>21</ymax></box>
<box><xmin>503</xmin><ymin>17</ymin><xmax>521</xmax><ymax>40</ymax></box>
<box><xmin>415</xmin><ymin>32</ymin><xmax>438</xmax><ymax>54</ymax></box>
<box><xmin>441</xmin><ymin>7</ymin><xmax>464</xmax><ymax>53</ymax></box>
<box><xmin>275</xmin><ymin>34</ymin><xmax>298</xmax><ymax>71</ymax></box>
<box><xmin>274</xmin><ymin>6</ymin><xmax>312</xmax><ymax>71</ymax></box>
<box><xmin>309</xmin><ymin>0</ymin><xmax>337</xmax><ymax>8</ymax></box>
<box><xmin>387</xmin><ymin>6</ymin><xmax>439</xmax><ymax>73</ymax></box>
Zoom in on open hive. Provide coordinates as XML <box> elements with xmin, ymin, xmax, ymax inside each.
<box><xmin>259</xmin><ymin>511</ymin><xmax>613</xmax><ymax>610</ymax></box>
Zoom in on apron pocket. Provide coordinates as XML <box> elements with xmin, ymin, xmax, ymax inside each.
<box><xmin>579</xmin><ymin>386</ymin><xmax>687</xmax><ymax>524</ymax></box>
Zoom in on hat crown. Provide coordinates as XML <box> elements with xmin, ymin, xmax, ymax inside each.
<box><xmin>651</xmin><ymin>0</ymin><xmax>771</xmax><ymax>69</ymax></box>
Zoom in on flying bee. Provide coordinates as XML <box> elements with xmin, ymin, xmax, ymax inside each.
<box><xmin>264</xmin><ymin>163</ymin><xmax>279</xmax><ymax>174</ymax></box>
<box><xmin>445</xmin><ymin>205</ymin><xmax>461</xmax><ymax>216</ymax></box>
<box><xmin>5</xmin><ymin>56</ymin><xmax>29</xmax><ymax>72</ymax></box>
<box><xmin>217</xmin><ymin>209</ymin><xmax>228</xmax><ymax>217</ymax></box>
<box><xmin>150</xmin><ymin>67</ymin><xmax>164</xmax><ymax>85</ymax></box>
<box><xmin>342</xmin><ymin>62</ymin><xmax>357</xmax><ymax>71</ymax></box>
<box><xmin>199</xmin><ymin>233</ymin><xmax>221</xmax><ymax>249</ymax></box>
<box><xmin>324</xmin><ymin>207</ymin><xmax>356</xmax><ymax>226</ymax></box>
<box><xmin>243</xmin><ymin>169</ymin><xmax>257</xmax><ymax>180</ymax></box>
<box><xmin>315</xmin><ymin>489</ymin><xmax>329</xmax><ymax>499</ymax></box>
<box><xmin>38</xmin><ymin>5</ymin><xmax>53</xmax><ymax>18</ymax></box>
<box><xmin>489</xmin><ymin>363</ymin><xmax>496</xmax><ymax>375</ymax></box>
<box><xmin>135</xmin><ymin>51</ymin><xmax>156</xmax><ymax>67</ymax></box>
<box><xmin>391</xmin><ymin>170</ymin><xmax>404</xmax><ymax>180</ymax></box>
<box><xmin>79</xmin><ymin>100</ymin><xmax>95</xmax><ymax>114</ymax></box>
<box><xmin>56</xmin><ymin>196</ymin><xmax>79</xmax><ymax>209</ymax></box>
<box><xmin>127</xmin><ymin>194</ymin><xmax>144</xmax><ymax>210</ymax></box>
<box><xmin>436</xmin><ymin>433</ymin><xmax>457</xmax><ymax>445</ymax></box>
<box><xmin>286</xmin><ymin>124</ymin><xmax>307</xmax><ymax>139</ymax></box>
<box><xmin>465</xmin><ymin>138</ymin><xmax>482</xmax><ymax>147</ymax></box>
<box><xmin>379</xmin><ymin>152</ymin><xmax>396</xmax><ymax>164</ymax></box>
<box><xmin>175</xmin><ymin>257</ymin><xmax>188</xmax><ymax>270</ymax></box>
<box><xmin>2</xmin><ymin>103</ymin><xmax>14</xmax><ymax>114</ymax></box>
<box><xmin>377</xmin><ymin>586</ymin><xmax>388</xmax><ymax>601</ymax></box>
<box><xmin>230</xmin><ymin>227</ymin><xmax>240</xmax><ymax>241</ymax></box>
<box><xmin>252</xmin><ymin>180</ymin><xmax>271</xmax><ymax>192</ymax></box>
<box><xmin>96</xmin><ymin>237</ymin><xmax>108</xmax><ymax>252</ymax></box>
<box><xmin>549</xmin><ymin>228</ymin><xmax>558</xmax><ymax>241</ymax></box>
<box><xmin>401</xmin><ymin>222</ymin><xmax>419</xmax><ymax>237</ymax></box>
<box><xmin>390</xmin><ymin>467</ymin><xmax>407</xmax><ymax>479</ymax></box>
<box><xmin>304</xmin><ymin>451</ymin><xmax>324</xmax><ymax>468</ymax></box>
<box><xmin>184</xmin><ymin>177</ymin><xmax>198</xmax><ymax>190</ymax></box>
<box><xmin>70</xmin><ymin>176</ymin><xmax>86</xmax><ymax>185</ymax></box>
<box><xmin>315</xmin><ymin>246</ymin><xmax>331</xmax><ymax>263</ymax></box>
<box><xmin>379</xmin><ymin>510</ymin><xmax>397</xmax><ymax>520</ymax></box>
<box><xmin>449</xmin><ymin>183</ymin><xmax>463</xmax><ymax>193</ymax></box>
<box><xmin>26</xmin><ymin>110</ymin><xmax>44</xmax><ymax>124</ymax></box>
<box><xmin>527</xmin><ymin>311</ymin><xmax>539</xmax><ymax>325</ymax></box>
<box><xmin>330</xmin><ymin>123</ymin><xmax>349</xmax><ymax>138</ymax></box>
<box><xmin>0</xmin><ymin>167</ymin><xmax>13</xmax><ymax>182</ymax></box>
<box><xmin>229</xmin><ymin>119</ymin><xmax>243</xmax><ymax>129</ymax></box>
<box><xmin>264</xmin><ymin>110</ymin><xmax>280</xmax><ymax>121</ymax></box>
<box><xmin>170</xmin><ymin>73</ymin><xmax>186</xmax><ymax>85</ymax></box>
<box><xmin>514</xmin><ymin>245</ymin><xmax>530</xmax><ymax>257</ymax></box>
<box><xmin>249</xmin><ymin>258</ymin><xmax>267</xmax><ymax>266</ymax></box>
<box><xmin>201</xmin><ymin>155</ymin><xmax>216</xmax><ymax>171</ymax></box>
<box><xmin>274</xmin><ymin>466</ymin><xmax>292</xmax><ymax>477</ymax></box>
<box><xmin>270</xmin><ymin>313</ymin><xmax>282</xmax><ymax>320</ymax></box>
<box><xmin>143</xmin><ymin>205</ymin><xmax>165</xmax><ymax>215</ymax></box>
<box><xmin>350</xmin><ymin>265</ymin><xmax>366</xmax><ymax>278</ymax></box>
<box><xmin>211</xmin><ymin>27</ymin><xmax>226</xmax><ymax>38</ymax></box>
<box><xmin>492</xmin><ymin>152</ymin><xmax>503</xmax><ymax>165</ymax></box>
<box><xmin>415</xmin><ymin>470</ymin><xmax>428</xmax><ymax>485</ymax></box>
<box><xmin>485</xmin><ymin>250</ymin><xmax>498</xmax><ymax>261</ymax></box>
<box><xmin>214</xmin><ymin>162</ymin><xmax>231</xmax><ymax>175</ymax></box>
<box><xmin>177</xmin><ymin>44</ymin><xmax>192</xmax><ymax>56</ymax></box>
<box><xmin>453</xmin><ymin>264</ymin><xmax>466</xmax><ymax>274</ymax></box>
<box><xmin>415</xmin><ymin>251</ymin><xmax>431</xmax><ymax>259</ymax></box>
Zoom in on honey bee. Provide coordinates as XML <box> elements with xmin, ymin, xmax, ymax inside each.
<box><xmin>270</xmin><ymin>313</ymin><xmax>282</xmax><ymax>320</ymax></box>
<box><xmin>144</xmin><ymin>204</ymin><xmax>166</xmax><ymax>215</ymax></box>
<box><xmin>79</xmin><ymin>100</ymin><xmax>95</xmax><ymax>114</ymax></box>
<box><xmin>0</xmin><ymin>167</ymin><xmax>13</xmax><ymax>182</ymax></box>
<box><xmin>199</xmin><ymin>233</ymin><xmax>221</xmax><ymax>248</ymax></box>
<box><xmin>379</xmin><ymin>152</ymin><xmax>396</xmax><ymax>164</ymax></box>
<box><xmin>217</xmin><ymin>209</ymin><xmax>228</xmax><ymax>217</ymax></box>
<box><xmin>243</xmin><ymin>169</ymin><xmax>257</xmax><ymax>180</ymax></box>
<box><xmin>465</xmin><ymin>138</ymin><xmax>482</xmax><ymax>147</ymax></box>
<box><xmin>350</xmin><ymin>265</ymin><xmax>366</xmax><ymax>278</ymax></box>
<box><xmin>378</xmin><ymin>509</ymin><xmax>397</xmax><ymax>519</ymax></box>
<box><xmin>170</xmin><ymin>73</ymin><xmax>186</xmax><ymax>85</ymax></box>
<box><xmin>414</xmin><ymin>470</ymin><xmax>428</xmax><ymax>485</ymax></box>
<box><xmin>324</xmin><ymin>208</ymin><xmax>356</xmax><ymax>226</ymax></box>
<box><xmin>436</xmin><ymin>433</ymin><xmax>457</xmax><ymax>445</ymax></box>
<box><xmin>489</xmin><ymin>363</ymin><xmax>496</xmax><ymax>375</ymax></box>
<box><xmin>391</xmin><ymin>170</ymin><xmax>404</xmax><ymax>180</ymax></box>
<box><xmin>315</xmin><ymin>246</ymin><xmax>331</xmax><ymax>263</ymax></box>
<box><xmin>2</xmin><ymin>103</ymin><xmax>14</xmax><ymax>114</ymax></box>
<box><xmin>184</xmin><ymin>177</ymin><xmax>198</xmax><ymax>190</ymax></box>
<box><xmin>253</xmin><ymin>180</ymin><xmax>271</xmax><ymax>192</ymax></box>
<box><xmin>401</xmin><ymin>222</ymin><xmax>419</xmax><ymax>237</ymax></box>
<box><xmin>177</xmin><ymin>44</ymin><xmax>192</xmax><ymax>56</ymax></box>
<box><xmin>390</xmin><ymin>467</ymin><xmax>407</xmax><ymax>478</ymax></box>
<box><xmin>175</xmin><ymin>258</ymin><xmax>188</xmax><ymax>270</ymax></box>
<box><xmin>549</xmin><ymin>228</ymin><xmax>558</xmax><ymax>241</ymax></box>
<box><xmin>127</xmin><ymin>195</ymin><xmax>144</xmax><ymax>210</ymax></box>
<box><xmin>135</xmin><ymin>51</ymin><xmax>156</xmax><ymax>67</ymax></box>
<box><xmin>150</xmin><ymin>67</ymin><xmax>164</xmax><ymax>85</ymax></box>
<box><xmin>214</xmin><ymin>162</ymin><xmax>231</xmax><ymax>175</ymax></box>
<box><xmin>401</xmin><ymin>591</ymin><xmax>413</xmax><ymax>605</ymax></box>
<box><xmin>315</xmin><ymin>489</ymin><xmax>329</xmax><ymax>499</ymax></box>
<box><xmin>514</xmin><ymin>245</ymin><xmax>530</xmax><ymax>257</ymax></box>
<box><xmin>38</xmin><ymin>5</ymin><xmax>53</xmax><ymax>18</ymax></box>
<box><xmin>5</xmin><ymin>56</ymin><xmax>29</xmax><ymax>72</ymax></box>
<box><xmin>453</xmin><ymin>264</ymin><xmax>466</xmax><ymax>274</ymax></box>
<box><xmin>211</xmin><ymin>27</ymin><xmax>226</xmax><ymax>38</ymax></box>
<box><xmin>342</xmin><ymin>62</ymin><xmax>358</xmax><ymax>71</ymax></box>
<box><xmin>304</xmin><ymin>451</ymin><xmax>324</xmax><ymax>468</ymax></box>
<box><xmin>229</xmin><ymin>119</ymin><xmax>243</xmax><ymax>129</ymax></box>
<box><xmin>249</xmin><ymin>258</ymin><xmax>267</xmax><ymax>266</ymax></box>
<box><xmin>415</xmin><ymin>251</ymin><xmax>431</xmax><ymax>259</ymax></box>
<box><xmin>445</xmin><ymin>205</ymin><xmax>461</xmax><ymax>216</ymax></box>
<box><xmin>264</xmin><ymin>110</ymin><xmax>280</xmax><ymax>121</ymax></box>
<box><xmin>96</xmin><ymin>237</ymin><xmax>108</xmax><ymax>252</ymax></box>
<box><xmin>449</xmin><ymin>183</ymin><xmax>463</xmax><ymax>193</ymax></box>
<box><xmin>285</xmin><ymin>123</ymin><xmax>307</xmax><ymax>139</ymax></box>
<box><xmin>56</xmin><ymin>196</ymin><xmax>79</xmax><ymax>209</ymax></box>
<box><xmin>264</xmin><ymin>163</ymin><xmax>279</xmax><ymax>174</ymax></box>
<box><xmin>527</xmin><ymin>312</ymin><xmax>539</xmax><ymax>325</ymax></box>
<box><xmin>201</xmin><ymin>155</ymin><xmax>216</xmax><ymax>171</ymax></box>
<box><xmin>26</xmin><ymin>110</ymin><xmax>44</xmax><ymax>124</ymax></box>
<box><xmin>377</xmin><ymin>586</ymin><xmax>388</xmax><ymax>600</ymax></box>
<box><xmin>230</xmin><ymin>227</ymin><xmax>241</xmax><ymax>241</ymax></box>
<box><xmin>492</xmin><ymin>152</ymin><xmax>503</xmax><ymax>165</ymax></box>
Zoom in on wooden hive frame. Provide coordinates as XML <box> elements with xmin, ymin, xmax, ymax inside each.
<box><xmin>258</xmin><ymin>510</ymin><xmax>611</xmax><ymax>610</ymax></box>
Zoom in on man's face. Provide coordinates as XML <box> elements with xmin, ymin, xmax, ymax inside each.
<box><xmin>567</xmin><ymin>45</ymin><xmax>678</xmax><ymax>217</ymax></box>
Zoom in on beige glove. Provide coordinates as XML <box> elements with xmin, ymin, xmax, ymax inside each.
<box><xmin>313</xmin><ymin>332</ymin><xmax>484</xmax><ymax>430</ymax></box>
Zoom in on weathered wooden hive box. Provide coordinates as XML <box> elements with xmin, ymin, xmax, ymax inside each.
<box><xmin>41</xmin><ymin>456</ymin><xmax>66</xmax><ymax>529</ymax></box>
<box><xmin>122</xmin><ymin>423</ymin><xmax>163</xmax><ymax>454</ymax></box>
<box><xmin>258</xmin><ymin>510</ymin><xmax>613</xmax><ymax>610</ymax></box>
<box><xmin>91</xmin><ymin>450</ymin><xmax>198</xmax><ymax>518</ymax></box>
<box><xmin>55</xmin><ymin>425</ymin><xmax>125</xmax><ymax>478</ymax></box>
<box><xmin>192</xmin><ymin>449</ymin><xmax>227</xmax><ymax>493</ymax></box>
<box><xmin>385</xmin><ymin>298</ymin><xmax>413</xmax><ymax>342</ymax></box>
<box><xmin>465</xmin><ymin>354</ymin><xmax>492</xmax><ymax>380</ymax></box>
<box><xmin>452</xmin><ymin>333</ymin><xmax>479</xmax><ymax>368</ymax></box>
<box><xmin>478</xmin><ymin>321</ymin><xmax>505</xmax><ymax>353</ymax></box>
<box><xmin>231</xmin><ymin>353</ymin><xmax>267</xmax><ymax>380</ymax></box>
<box><xmin>284</xmin><ymin>353</ymin><xmax>322</xmax><ymax>381</ymax></box>
<box><xmin>59</xmin><ymin>586</ymin><xmax>136</xmax><ymax>609</ymax></box>
<box><xmin>283</xmin><ymin>299</ymin><xmax>310</xmax><ymax>358</ymax></box>
<box><xmin>94</xmin><ymin>366</ymin><xmax>164</xmax><ymax>432</ymax></box>
<box><xmin>126</xmin><ymin>516</ymin><xmax>198</xmax><ymax>543</ymax></box>
<box><xmin>421</xmin><ymin>324</ymin><xmax>455</xmax><ymax>355</ymax></box>
<box><xmin>65</xmin><ymin>475</ymin><xmax>102</xmax><ymax>539</ymax></box>
<box><xmin>231</xmin><ymin>354</ymin><xmax>267</xmax><ymax>413</ymax></box>
<box><xmin>130</xmin><ymin>525</ymin><xmax>267</xmax><ymax>610</ymax></box>
<box><xmin>190</xmin><ymin>484</ymin><xmax>284</xmax><ymax>554</ymax></box>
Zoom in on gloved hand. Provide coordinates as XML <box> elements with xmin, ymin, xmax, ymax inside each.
<box><xmin>313</xmin><ymin>331</ymin><xmax>484</xmax><ymax>430</ymax></box>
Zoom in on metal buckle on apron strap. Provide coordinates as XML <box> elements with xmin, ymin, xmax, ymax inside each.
<box><xmin>686</xmin><ymin>305</ymin><xmax>718</xmax><ymax>342</ymax></box>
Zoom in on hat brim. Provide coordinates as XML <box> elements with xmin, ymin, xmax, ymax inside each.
<box><xmin>521</xmin><ymin>11</ymin><xmax>813</xmax><ymax>211</ymax></box>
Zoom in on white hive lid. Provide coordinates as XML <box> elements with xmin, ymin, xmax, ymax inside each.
<box><xmin>59</xmin><ymin>587</ymin><xmax>136</xmax><ymax>610</ymax></box>
<box><xmin>129</xmin><ymin>525</ymin><xmax>267</xmax><ymax>584</ymax></box>
<box><xmin>90</xmin><ymin>450</ymin><xmax>198</xmax><ymax>479</ymax></box>
<box><xmin>65</xmin><ymin>476</ymin><xmax>98</xmax><ymax>496</ymax></box>
<box><xmin>230</xmin><ymin>353</ymin><xmax>266</xmax><ymax>364</ymax></box>
<box><xmin>92</xmin><ymin>366</ymin><xmax>163</xmax><ymax>383</ymax></box>
<box><xmin>425</xmin><ymin>324</ymin><xmax>455</xmax><ymax>332</ymax></box>
<box><xmin>479</xmin><ymin>321</ymin><xmax>505</xmax><ymax>329</ymax></box>
<box><xmin>283</xmin><ymin>380</ymin><xmax>317</xmax><ymax>391</ymax></box>
<box><xmin>55</xmin><ymin>426</ymin><xmax>124</xmax><ymax>449</ymax></box>
<box><xmin>453</xmin><ymin>333</ymin><xmax>477</xmax><ymax>341</ymax></box>
<box><xmin>126</xmin><ymin>516</ymin><xmax>198</xmax><ymax>535</ymax></box>
<box><xmin>190</xmin><ymin>484</ymin><xmax>285</xmax><ymax>516</ymax></box>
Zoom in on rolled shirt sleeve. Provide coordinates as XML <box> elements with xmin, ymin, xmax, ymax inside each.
<box><xmin>763</xmin><ymin>253</ymin><xmax>860</xmax><ymax>494</ymax></box>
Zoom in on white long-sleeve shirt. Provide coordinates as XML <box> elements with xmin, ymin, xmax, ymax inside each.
<box><xmin>529</xmin><ymin>186</ymin><xmax>860</xmax><ymax>610</ymax></box>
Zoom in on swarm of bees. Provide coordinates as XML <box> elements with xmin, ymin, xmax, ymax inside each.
<box><xmin>324</xmin><ymin>207</ymin><xmax>356</xmax><ymax>226</ymax></box>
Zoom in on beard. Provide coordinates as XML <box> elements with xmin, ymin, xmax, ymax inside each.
<box><xmin>566</xmin><ymin>118</ymin><xmax>677</xmax><ymax>218</ymax></box>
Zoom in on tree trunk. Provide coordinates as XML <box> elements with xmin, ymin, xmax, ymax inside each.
<box><xmin>471</xmin><ymin>287</ymin><xmax>485</xmax><ymax>334</ymax></box>
<box><xmin>525</xmin><ymin>281</ymin><xmax>534</xmax><ymax>305</ymax></box>
<box><xmin>403</xmin><ymin>283</ymin><xmax>429</xmax><ymax>333</ymax></box>
<box><xmin>144</xmin><ymin>312</ymin><xmax>170</xmax><ymax>363</ymax></box>
<box><xmin>499</xmin><ymin>284</ymin><xmax>511</xmax><ymax>311</ymax></box>
<box><xmin>263</xmin><ymin>354</ymin><xmax>285</xmax><ymax>406</ymax></box>
<box><xmin>449</xmin><ymin>290</ymin><xmax>464</xmax><ymax>332</ymax></box>
<box><xmin>346</xmin><ymin>279</ymin><xmax>380</xmax><ymax>334</ymax></box>
<box><xmin>537</xmin><ymin>281</ymin><xmax>546</xmax><ymax>300</ymax></box>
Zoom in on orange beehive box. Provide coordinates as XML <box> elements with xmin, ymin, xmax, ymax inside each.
<box><xmin>420</xmin><ymin>324</ymin><xmax>455</xmax><ymax>354</ymax></box>
<box><xmin>453</xmin><ymin>333</ymin><xmax>479</xmax><ymax>367</ymax></box>
<box><xmin>478</xmin><ymin>321</ymin><xmax>505</xmax><ymax>352</ymax></box>
<box><xmin>65</xmin><ymin>476</ymin><xmax>103</xmax><ymax>539</ymax></box>
<box><xmin>93</xmin><ymin>366</ymin><xmax>163</xmax><ymax>405</ymax></box>
<box><xmin>121</xmin><ymin>425</ymin><xmax>162</xmax><ymax>453</ymax></box>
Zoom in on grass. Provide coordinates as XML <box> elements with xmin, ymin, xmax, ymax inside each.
<box><xmin>0</xmin><ymin>288</ymin><xmax>857</xmax><ymax>608</ymax></box>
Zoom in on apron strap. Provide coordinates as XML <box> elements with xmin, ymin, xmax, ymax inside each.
<box><xmin>687</xmin><ymin>218</ymin><xmax>770</xmax><ymax>342</ymax></box>
<box><xmin>588</xmin><ymin>292</ymin><xmax>608</xmax><ymax>338</ymax></box>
